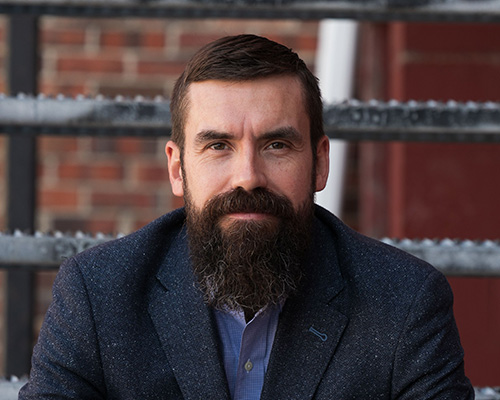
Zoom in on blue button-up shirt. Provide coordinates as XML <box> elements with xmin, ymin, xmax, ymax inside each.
<box><xmin>214</xmin><ymin>304</ymin><xmax>281</xmax><ymax>400</ymax></box>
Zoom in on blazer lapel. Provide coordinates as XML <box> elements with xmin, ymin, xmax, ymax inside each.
<box><xmin>261</xmin><ymin>219</ymin><xmax>349</xmax><ymax>400</ymax></box>
<box><xmin>147</xmin><ymin>231</ymin><xmax>230</xmax><ymax>400</ymax></box>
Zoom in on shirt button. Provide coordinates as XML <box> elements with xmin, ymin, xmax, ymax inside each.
<box><xmin>244</xmin><ymin>360</ymin><xmax>253</xmax><ymax>372</ymax></box>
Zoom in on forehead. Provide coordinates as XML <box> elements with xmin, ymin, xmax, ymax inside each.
<box><xmin>184</xmin><ymin>76</ymin><xmax>309</xmax><ymax>138</ymax></box>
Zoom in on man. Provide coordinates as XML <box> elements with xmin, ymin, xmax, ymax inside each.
<box><xmin>20</xmin><ymin>34</ymin><xmax>473</xmax><ymax>399</ymax></box>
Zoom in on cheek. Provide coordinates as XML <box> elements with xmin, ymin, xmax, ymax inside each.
<box><xmin>185</xmin><ymin>165</ymin><xmax>230</xmax><ymax>208</ymax></box>
<box><xmin>273</xmin><ymin>165</ymin><xmax>313</xmax><ymax>203</ymax></box>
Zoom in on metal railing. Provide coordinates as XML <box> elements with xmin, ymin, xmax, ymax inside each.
<box><xmin>1</xmin><ymin>0</ymin><xmax>500</xmax><ymax>23</ymax></box>
<box><xmin>1</xmin><ymin>232</ymin><xmax>499</xmax><ymax>277</ymax></box>
<box><xmin>2</xmin><ymin>95</ymin><xmax>500</xmax><ymax>142</ymax></box>
<box><xmin>1</xmin><ymin>0</ymin><xmax>499</xmax><ymax>380</ymax></box>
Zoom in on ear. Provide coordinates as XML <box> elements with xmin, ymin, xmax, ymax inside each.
<box><xmin>165</xmin><ymin>140</ymin><xmax>184</xmax><ymax>198</ymax></box>
<box><xmin>314</xmin><ymin>135</ymin><xmax>330</xmax><ymax>192</ymax></box>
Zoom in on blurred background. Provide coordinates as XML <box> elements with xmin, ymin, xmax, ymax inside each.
<box><xmin>0</xmin><ymin>10</ymin><xmax>499</xmax><ymax>387</ymax></box>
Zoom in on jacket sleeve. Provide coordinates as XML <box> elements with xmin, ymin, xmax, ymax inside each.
<box><xmin>18</xmin><ymin>257</ymin><xmax>106</xmax><ymax>399</ymax></box>
<box><xmin>391</xmin><ymin>269</ymin><xmax>474</xmax><ymax>399</ymax></box>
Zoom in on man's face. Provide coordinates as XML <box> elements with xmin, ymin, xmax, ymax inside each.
<box><xmin>166</xmin><ymin>75</ymin><xmax>329</xmax><ymax>219</ymax></box>
<box><xmin>166</xmin><ymin>76</ymin><xmax>329</xmax><ymax>313</ymax></box>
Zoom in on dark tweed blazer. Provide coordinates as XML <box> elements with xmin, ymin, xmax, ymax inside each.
<box><xmin>19</xmin><ymin>206</ymin><xmax>473</xmax><ymax>399</ymax></box>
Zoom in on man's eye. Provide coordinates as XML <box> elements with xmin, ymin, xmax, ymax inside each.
<box><xmin>210</xmin><ymin>143</ymin><xmax>228</xmax><ymax>151</ymax></box>
<box><xmin>268</xmin><ymin>142</ymin><xmax>287</xmax><ymax>150</ymax></box>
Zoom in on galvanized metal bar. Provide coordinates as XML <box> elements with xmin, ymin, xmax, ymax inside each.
<box><xmin>6</xmin><ymin>14</ymin><xmax>39</xmax><ymax>378</ymax></box>
<box><xmin>0</xmin><ymin>232</ymin><xmax>113</xmax><ymax>269</ymax></box>
<box><xmin>0</xmin><ymin>94</ymin><xmax>172</xmax><ymax>137</ymax></box>
<box><xmin>382</xmin><ymin>238</ymin><xmax>500</xmax><ymax>277</ymax></box>
<box><xmin>0</xmin><ymin>233</ymin><xmax>499</xmax><ymax>277</ymax></box>
<box><xmin>323</xmin><ymin>100</ymin><xmax>500</xmax><ymax>143</ymax></box>
<box><xmin>2</xmin><ymin>96</ymin><xmax>500</xmax><ymax>142</ymax></box>
<box><xmin>0</xmin><ymin>377</ymin><xmax>497</xmax><ymax>400</ymax></box>
<box><xmin>0</xmin><ymin>378</ymin><xmax>25</xmax><ymax>399</ymax></box>
<box><xmin>1</xmin><ymin>0</ymin><xmax>500</xmax><ymax>23</ymax></box>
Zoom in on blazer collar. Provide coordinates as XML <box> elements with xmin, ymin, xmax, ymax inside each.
<box><xmin>147</xmin><ymin>228</ymin><xmax>231</xmax><ymax>399</ymax></box>
<box><xmin>261</xmin><ymin>216</ymin><xmax>349</xmax><ymax>400</ymax></box>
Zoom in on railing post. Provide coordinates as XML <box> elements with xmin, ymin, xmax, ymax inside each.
<box><xmin>6</xmin><ymin>14</ymin><xmax>39</xmax><ymax>377</ymax></box>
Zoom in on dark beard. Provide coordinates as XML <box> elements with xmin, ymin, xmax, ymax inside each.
<box><xmin>185</xmin><ymin>187</ymin><xmax>314</xmax><ymax>314</ymax></box>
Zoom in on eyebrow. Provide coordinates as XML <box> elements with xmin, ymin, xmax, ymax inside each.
<box><xmin>195</xmin><ymin>126</ymin><xmax>303</xmax><ymax>144</ymax></box>
<box><xmin>195</xmin><ymin>130</ymin><xmax>233</xmax><ymax>145</ymax></box>
<box><xmin>260</xmin><ymin>126</ymin><xmax>303</xmax><ymax>142</ymax></box>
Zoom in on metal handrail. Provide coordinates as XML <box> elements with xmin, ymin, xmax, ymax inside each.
<box><xmin>2</xmin><ymin>95</ymin><xmax>500</xmax><ymax>142</ymax></box>
<box><xmin>1</xmin><ymin>0</ymin><xmax>500</xmax><ymax>23</ymax></box>
<box><xmin>1</xmin><ymin>232</ymin><xmax>499</xmax><ymax>276</ymax></box>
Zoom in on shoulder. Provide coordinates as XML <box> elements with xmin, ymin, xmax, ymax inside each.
<box><xmin>313</xmin><ymin>205</ymin><xmax>449</xmax><ymax>304</ymax></box>
<box><xmin>314</xmin><ymin>205</ymin><xmax>436</xmax><ymax>275</ymax></box>
<box><xmin>311</xmin><ymin>207</ymin><xmax>472</xmax><ymax>398</ymax></box>
<box><xmin>57</xmin><ymin>208</ymin><xmax>187</xmax><ymax>291</ymax></box>
<box><xmin>76</xmin><ymin>207</ymin><xmax>184</xmax><ymax>260</ymax></box>
<box><xmin>312</xmin><ymin>206</ymin><xmax>457</xmax><ymax>354</ymax></box>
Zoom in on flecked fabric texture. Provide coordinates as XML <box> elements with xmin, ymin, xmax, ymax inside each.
<box><xmin>19</xmin><ymin>206</ymin><xmax>473</xmax><ymax>399</ymax></box>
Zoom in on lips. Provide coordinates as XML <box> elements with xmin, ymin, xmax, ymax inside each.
<box><xmin>224</xmin><ymin>212</ymin><xmax>277</xmax><ymax>222</ymax></box>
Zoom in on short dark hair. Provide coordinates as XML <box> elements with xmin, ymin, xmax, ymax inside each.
<box><xmin>170</xmin><ymin>34</ymin><xmax>324</xmax><ymax>154</ymax></box>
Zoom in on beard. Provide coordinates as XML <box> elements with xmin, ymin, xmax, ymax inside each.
<box><xmin>184</xmin><ymin>186</ymin><xmax>315</xmax><ymax>315</ymax></box>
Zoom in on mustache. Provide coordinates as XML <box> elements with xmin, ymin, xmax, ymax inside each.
<box><xmin>202</xmin><ymin>188</ymin><xmax>295</xmax><ymax>221</ymax></box>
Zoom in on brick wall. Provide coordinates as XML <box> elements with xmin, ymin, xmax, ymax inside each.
<box><xmin>13</xmin><ymin>17</ymin><xmax>319</xmax><ymax>237</ymax></box>
<box><xmin>0</xmin><ymin>15</ymin><xmax>321</xmax><ymax>375</ymax></box>
<box><xmin>396</xmin><ymin>23</ymin><xmax>500</xmax><ymax>387</ymax></box>
<box><xmin>2</xmin><ymin>14</ymin><xmax>498</xmax><ymax>385</ymax></box>
<box><xmin>358</xmin><ymin>22</ymin><xmax>500</xmax><ymax>386</ymax></box>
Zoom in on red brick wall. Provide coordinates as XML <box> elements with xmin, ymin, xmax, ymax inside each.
<box><xmin>30</xmin><ymin>17</ymin><xmax>319</xmax><ymax>235</ymax></box>
<box><xmin>38</xmin><ymin>18</ymin><xmax>318</xmax><ymax>98</ymax></box>
<box><xmin>2</xmin><ymin>15</ymin><xmax>497</xmax><ymax>385</ymax></box>
<box><xmin>359</xmin><ymin>22</ymin><xmax>500</xmax><ymax>386</ymax></box>
<box><xmin>3</xmin><ymin>15</ymin><xmax>498</xmax><ymax>385</ymax></box>
<box><xmin>0</xmin><ymin>16</ymin><xmax>320</xmax><ymax>375</ymax></box>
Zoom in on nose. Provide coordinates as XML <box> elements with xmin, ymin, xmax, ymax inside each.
<box><xmin>231</xmin><ymin>148</ymin><xmax>267</xmax><ymax>192</ymax></box>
